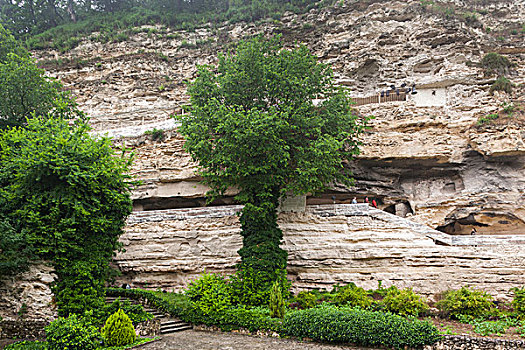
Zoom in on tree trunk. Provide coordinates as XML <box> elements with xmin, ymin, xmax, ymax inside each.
<box><xmin>66</xmin><ymin>0</ymin><xmax>76</xmax><ymax>22</ymax></box>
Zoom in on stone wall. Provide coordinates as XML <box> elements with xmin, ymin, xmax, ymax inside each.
<box><xmin>116</xmin><ymin>204</ymin><xmax>525</xmax><ymax>300</ymax></box>
<box><xmin>425</xmin><ymin>335</ymin><xmax>525</xmax><ymax>350</ymax></box>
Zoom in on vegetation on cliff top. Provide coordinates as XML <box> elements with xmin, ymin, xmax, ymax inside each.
<box><xmin>0</xmin><ymin>0</ymin><xmax>331</xmax><ymax>52</ymax></box>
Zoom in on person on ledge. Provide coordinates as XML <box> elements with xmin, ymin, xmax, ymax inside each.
<box><xmin>351</xmin><ymin>197</ymin><xmax>357</xmax><ymax>204</ymax></box>
<box><xmin>371</xmin><ymin>199</ymin><xmax>377</xmax><ymax>208</ymax></box>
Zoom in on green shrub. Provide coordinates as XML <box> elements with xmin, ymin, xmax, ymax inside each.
<box><xmin>102</xmin><ymin>309</ymin><xmax>136</xmax><ymax>347</ymax></box>
<box><xmin>282</xmin><ymin>305</ymin><xmax>440</xmax><ymax>349</ymax></box>
<box><xmin>381</xmin><ymin>287</ymin><xmax>429</xmax><ymax>317</ymax></box>
<box><xmin>102</xmin><ymin>297</ymin><xmax>153</xmax><ymax>324</ymax></box>
<box><xmin>229</xmin><ymin>267</ymin><xmax>290</xmax><ymax>307</ymax></box>
<box><xmin>5</xmin><ymin>341</ymin><xmax>48</xmax><ymax>350</ymax></box>
<box><xmin>481</xmin><ymin>53</ymin><xmax>512</xmax><ymax>76</ymax></box>
<box><xmin>295</xmin><ymin>291</ymin><xmax>317</xmax><ymax>309</ymax></box>
<box><xmin>144</xmin><ymin>128</ymin><xmax>166</xmax><ymax>141</ymax></box>
<box><xmin>512</xmin><ymin>287</ymin><xmax>525</xmax><ymax>314</ymax></box>
<box><xmin>186</xmin><ymin>272</ymin><xmax>233</xmax><ymax>315</ymax></box>
<box><xmin>269</xmin><ymin>281</ymin><xmax>286</xmax><ymax>318</ymax></box>
<box><xmin>490</xmin><ymin>77</ymin><xmax>514</xmax><ymax>94</ymax></box>
<box><xmin>473</xmin><ymin>320</ymin><xmax>508</xmax><ymax>336</ymax></box>
<box><xmin>436</xmin><ymin>286</ymin><xmax>493</xmax><ymax>318</ymax></box>
<box><xmin>45</xmin><ymin>314</ymin><xmax>100</xmax><ymax>350</ymax></box>
<box><xmin>477</xmin><ymin>113</ymin><xmax>499</xmax><ymax>125</ymax></box>
<box><xmin>333</xmin><ymin>284</ymin><xmax>373</xmax><ymax>309</ymax></box>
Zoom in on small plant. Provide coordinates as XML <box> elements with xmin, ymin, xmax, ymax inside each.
<box><xmin>102</xmin><ymin>309</ymin><xmax>136</xmax><ymax>347</ymax></box>
<box><xmin>158</xmin><ymin>84</ymin><xmax>165</xmax><ymax>91</ymax></box>
<box><xmin>436</xmin><ymin>286</ymin><xmax>494</xmax><ymax>319</ymax></box>
<box><xmin>490</xmin><ymin>77</ymin><xmax>514</xmax><ymax>95</ymax></box>
<box><xmin>502</xmin><ymin>102</ymin><xmax>515</xmax><ymax>115</ymax></box>
<box><xmin>45</xmin><ymin>314</ymin><xmax>100</xmax><ymax>350</ymax></box>
<box><xmin>157</xmin><ymin>51</ymin><xmax>169</xmax><ymax>62</ymax></box>
<box><xmin>295</xmin><ymin>291</ymin><xmax>317</xmax><ymax>309</ymax></box>
<box><xmin>180</xmin><ymin>40</ymin><xmax>197</xmax><ymax>49</ymax></box>
<box><xmin>333</xmin><ymin>283</ymin><xmax>373</xmax><ymax>309</ymax></box>
<box><xmin>4</xmin><ymin>341</ymin><xmax>48</xmax><ymax>349</ymax></box>
<box><xmin>381</xmin><ymin>287</ymin><xmax>430</xmax><ymax>317</ymax></box>
<box><xmin>439</xmin><ymin>325</ymin><xmax>458</xmax><ymax>335</ymax></box>
<box><xmin>186</xmin><ymin>272</ymin><xmax>233</xmax><ymax>315</ymax></box>
<box><xmin>144</xmin><ymin>128</ymin><xmax>165</xmax><ymax>141</ymax></box>
<box><xmin>477</xmin><ymin>113</ymin><xmax>499</xmax><ymax>125</ymax></box>
<box><xmin>481</xmin><ymin>53</ymin><xmax>513</xmax><ymax>76</ymax></box>
<box><xmin>17</xmin><ymin>303</ymin><xmax>27</xmax><ymax>318</ymax></box>
<box><xmin>512</xmin><ymin>287</ymin><xmax>525</xmax><ymax>315</ymax></box>
<box><xmin>473</xmin><ymin>320</ymin><xmax>508</xmax><ymax>336</ymax></box>
<box><xmin>269</xmin><ymin>281</ymin><xmax>286</xmax><ymax>318</ymax></box>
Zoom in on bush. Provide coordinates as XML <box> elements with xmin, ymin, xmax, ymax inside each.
<box><xmin>381</xmin><ymin>287</ymin><xmax>429</xmax><ymax>317</ymax></box>
<box><xmin>490</xmin><ymin>76</ymin><xmax>514</xmax><ymax>94</ymax></box>
<box><xmin>186</xmin><ymin>272</ymin><xmax>233</xmax><ymax>315</ymax></box>
<box><xmin>282</xmin><ymin>305</ymin><xmax>440</xmax><ymax>349</ymax></box>
<box><xmin>512</xmin><ymin>287</ymin><xmax>525</xmax><ymax>315</ymax></box>
<box><xmin>333</xmin><ymin>284</ymin><xmax>373</xmax><ymax>309</ymax></box>
<box><xmin>102</xmin><ymin>309</ymin><xmax>136</xmax><ymax>347</ymax></box>
<box><xmin>477</xmin><ymin>113</ymin><xmax>499</xmax><ymax>125</ymax></box>
<box><xmin>100</xmin><ymin>297</ymin><xmax>153</xmax><ymax>324</ymax></box>
<box><xmin>5</xmin><ymin>341</ymin><xmax>48</xmax><ymax>350</ymax></box>
<box><xmin>481</xmin><ymin>53</ymin><xmax>513</xmax><ymax>76</ymax></box>
<box><xmin>229</xmin><ymin>267</ymin><xmax>290</xmax><ymax>307</ymax></box>
<box><xmin>436</xmin><ymin>286</ymin><xmax>493</xmax><ymax>319</ymax></box>
<box><xmin>269</xmin><ymin>281</ymin><xmax>286</xmax><ymax>318</ymax></box>
<box><xmin>295</xmin><ymin>291</ymin><xmax>317</xmax><ymax>309</ymax></box>
<box><xmin>472</xmin><ymin>320</ymin><xmax>508</xmax><ymax>336</ymax></box>
<box><xmin>45</xmin><ymin>314</ymin><xmax>100</xmax><ymax>350</ymax></box>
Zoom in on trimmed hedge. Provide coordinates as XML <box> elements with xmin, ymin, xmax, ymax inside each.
<box><xmin>282</xmin><ymin>305</ymin><xmax>440</xmax><ymax>349</ymax></box>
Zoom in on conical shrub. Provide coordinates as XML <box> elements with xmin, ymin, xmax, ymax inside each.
<box><xmin>102</xmin><ymin>309</ymin><xmax>136</xmax><ymax>346</ymax></box>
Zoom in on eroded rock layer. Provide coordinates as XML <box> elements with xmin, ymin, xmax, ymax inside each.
<box><xmin>117</xmin><ymin>204</ymin><xmax>525</xmax><ymax>300</ymax></box>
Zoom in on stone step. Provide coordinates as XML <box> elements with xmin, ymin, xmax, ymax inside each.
<box><xmin>161</xmin><ymin>320</ymin><xmax>188</xmax><ymax>328</ymax></box>
<box><xmin>160</xmin><ymin>324</ymin><xmax>193</xmax><ymax>334</ymax></box>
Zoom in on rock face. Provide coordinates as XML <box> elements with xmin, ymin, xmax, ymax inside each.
<box><xmin>117</xmin><ymin>204</ymin><xmax>525</xmax><ymax>300</ymax></box>
<box><xmin>20</xmin><ymin>0</ymin><xmax>525</xmax><ymax>300</ymax></box>
<box><xmin>0</xmin><ymin>264</ymin><xmax>57</xmax><ymax>322</ymax></box>
<box><xmin>32</xmin><ymin>0</ymin><xmax>524</xmax><ymax>235</ymax></box>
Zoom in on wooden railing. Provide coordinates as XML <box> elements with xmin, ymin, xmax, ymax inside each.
<box><xmin>352</xmin><ymin>92</ymin><xmax>407</xmax><ymax>106</ymax></box>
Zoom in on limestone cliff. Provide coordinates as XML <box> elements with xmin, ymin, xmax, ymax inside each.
<box><xmin>33</xmin><ymin>0</ymin><xmax>525</xmax><ymax>235</ymax></box>
<box><xmin>18</xmin><ymin>0</ymin><xmax>525</xmax><ymax>299</ymax></box>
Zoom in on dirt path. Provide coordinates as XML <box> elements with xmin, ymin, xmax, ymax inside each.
<box><xmin>140</xmin><ymin>330</ymin><xmax>379</xmax><ymax>350</ymax></box>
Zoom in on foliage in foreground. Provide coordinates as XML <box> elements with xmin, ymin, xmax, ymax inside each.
<box><xmin>107</xmin><ymin>287</ymin><xmax>440</xmax><ymax>348</ymax></box>
<box><xmin>283</xmin><ymin>305</ymin><xmax>439</xmax><ymax>349</ymax></box>
<box><xmin>45</xmin><ymin>314</ymin><xmax>100</xmax><ymax>350</ymax></box>
<box><xmin>436</xmin><ymin>286</ymin><xmax>494</xmax><ymax>319</ymax></box>
<box><xmin>102</xmin><ymin>309</ymin><xmax>136</xmax><ymax>347</ymax></box>
<box><xmin>0</xmin><ymin>116</ymin><xmax>133</xmax><ymax>315</ymax></box>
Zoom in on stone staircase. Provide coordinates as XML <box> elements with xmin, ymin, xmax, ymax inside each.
<box><xmin>105</xmin><ymin>296</ymin><xmax>192</xmax><ymax>335</ymax></box>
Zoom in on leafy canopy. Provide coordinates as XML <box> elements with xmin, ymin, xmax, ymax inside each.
<box><xmin>0</xmin><ymin>116</ymin><xmax>133</xmax><ymax>315</ymax></box>
<box><xmin>0</xmin><ymin>24</ymin><xmax>81</xmax><ymax>130</ymax></box>
<box><xmin>179</xmin><ymin>36</ymin><xmax>368</xmax><ymax>298</ymax></box>
<box><xmin>180</xmin><ymin>35</ymin><xmax>368</xmax><ymax>204</ymax></box>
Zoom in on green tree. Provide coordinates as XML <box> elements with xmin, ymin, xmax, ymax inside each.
<box><xmin>0</xmin><ymin>116</ymin><xmax>133</xmax><ymax>315</ymax></box>
<box><xmin>179</xmin><ymin>36</ymin><xmax>368</xmax><ymax>298</ymax></box>
<box><xmin>0</xmin><ymin>24</ymin><xmax>80</xmax><ymax>130</ymax></box>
